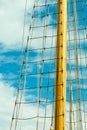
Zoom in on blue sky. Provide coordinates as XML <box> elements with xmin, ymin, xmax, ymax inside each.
<box><xmin>0</xmin><ymin>0</ymin><xmax>34</xmax><ymax>129</ymax></box>
<box><xmin>0</xmin><ymin>0</ymin><xmax>87</xmax><ymax>130</ymax></box>
<box><xmin>0</xmin><ymin>0</ymin><xmax>57</xmax><ymax>129</ymax></box>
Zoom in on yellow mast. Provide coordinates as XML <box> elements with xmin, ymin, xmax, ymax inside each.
<box><xmin>55</xmin><ymin>0</ymin><xmax>67</xmax><ymax>130</ymax></box>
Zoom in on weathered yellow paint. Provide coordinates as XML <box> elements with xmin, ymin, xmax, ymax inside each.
<box><xmin>55</xmin><ymin>0</ymin><xmax>67</xmax><ymax>130</ymax></box>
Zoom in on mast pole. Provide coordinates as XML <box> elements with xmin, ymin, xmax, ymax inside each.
<box><xmin>55</xmin><ymin>0</ymin><xmax>67</xmax><ymax>130</ymax></box>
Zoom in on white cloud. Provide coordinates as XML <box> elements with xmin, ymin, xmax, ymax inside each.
<box><xmin>0</xmin><ymin>0</ymin><xmax>57</xmax><ymax>50</ymax></box>
<box><xmin>0</xmin><ymin>0</ymin><xmax>35</xmax><ymax>49</ymax></box>
<box><xmin>13</xmin><ymin>104</ymin><xmax>52</xmax><ymax>130</ymax></box>
<box><xmin>0</xmin><ymin>74</ymin><xmax>52</xmax><ymax>130</ymax></box>
<box><xmin>0</xmin><ymin>76</ymin><xmax>16</xmax><ymax>130</ymax></box>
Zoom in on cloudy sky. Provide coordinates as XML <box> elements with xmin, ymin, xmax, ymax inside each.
<box><xmin>0</xmin><ymin>0</ymin><xmax>57</xmax><ymax>129</ymax></box>
<box><xmin>0</xmin><ymin>0</ymin><xmax>87</xmax><ymax>130</ymax></box>
<box><xmin>0</xmin><ymin>0</ymin><xmax>33</xmax><ymax>129</ymax></box>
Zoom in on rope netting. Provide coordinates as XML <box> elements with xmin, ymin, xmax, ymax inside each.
<box><xmin>10</xmin><ymin>0</ymin><xmax>87</xmax><ymax>130</ymax></box>
<box><xmin>67</xmin><ymin>0</ymin><xmax>87</xmax><ymax>130</ymax></box>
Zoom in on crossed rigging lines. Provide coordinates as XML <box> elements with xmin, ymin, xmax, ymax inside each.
<box><xmin>10</xmin><ymin>0</ymin><xmax>87</xmax><ymax>130</ymax></box>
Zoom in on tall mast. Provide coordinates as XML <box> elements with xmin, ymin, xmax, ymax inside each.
<box><xmin>55</xmin><ymin>0</ymin><xmax>67</xmax><ymax>130</ymax></box>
